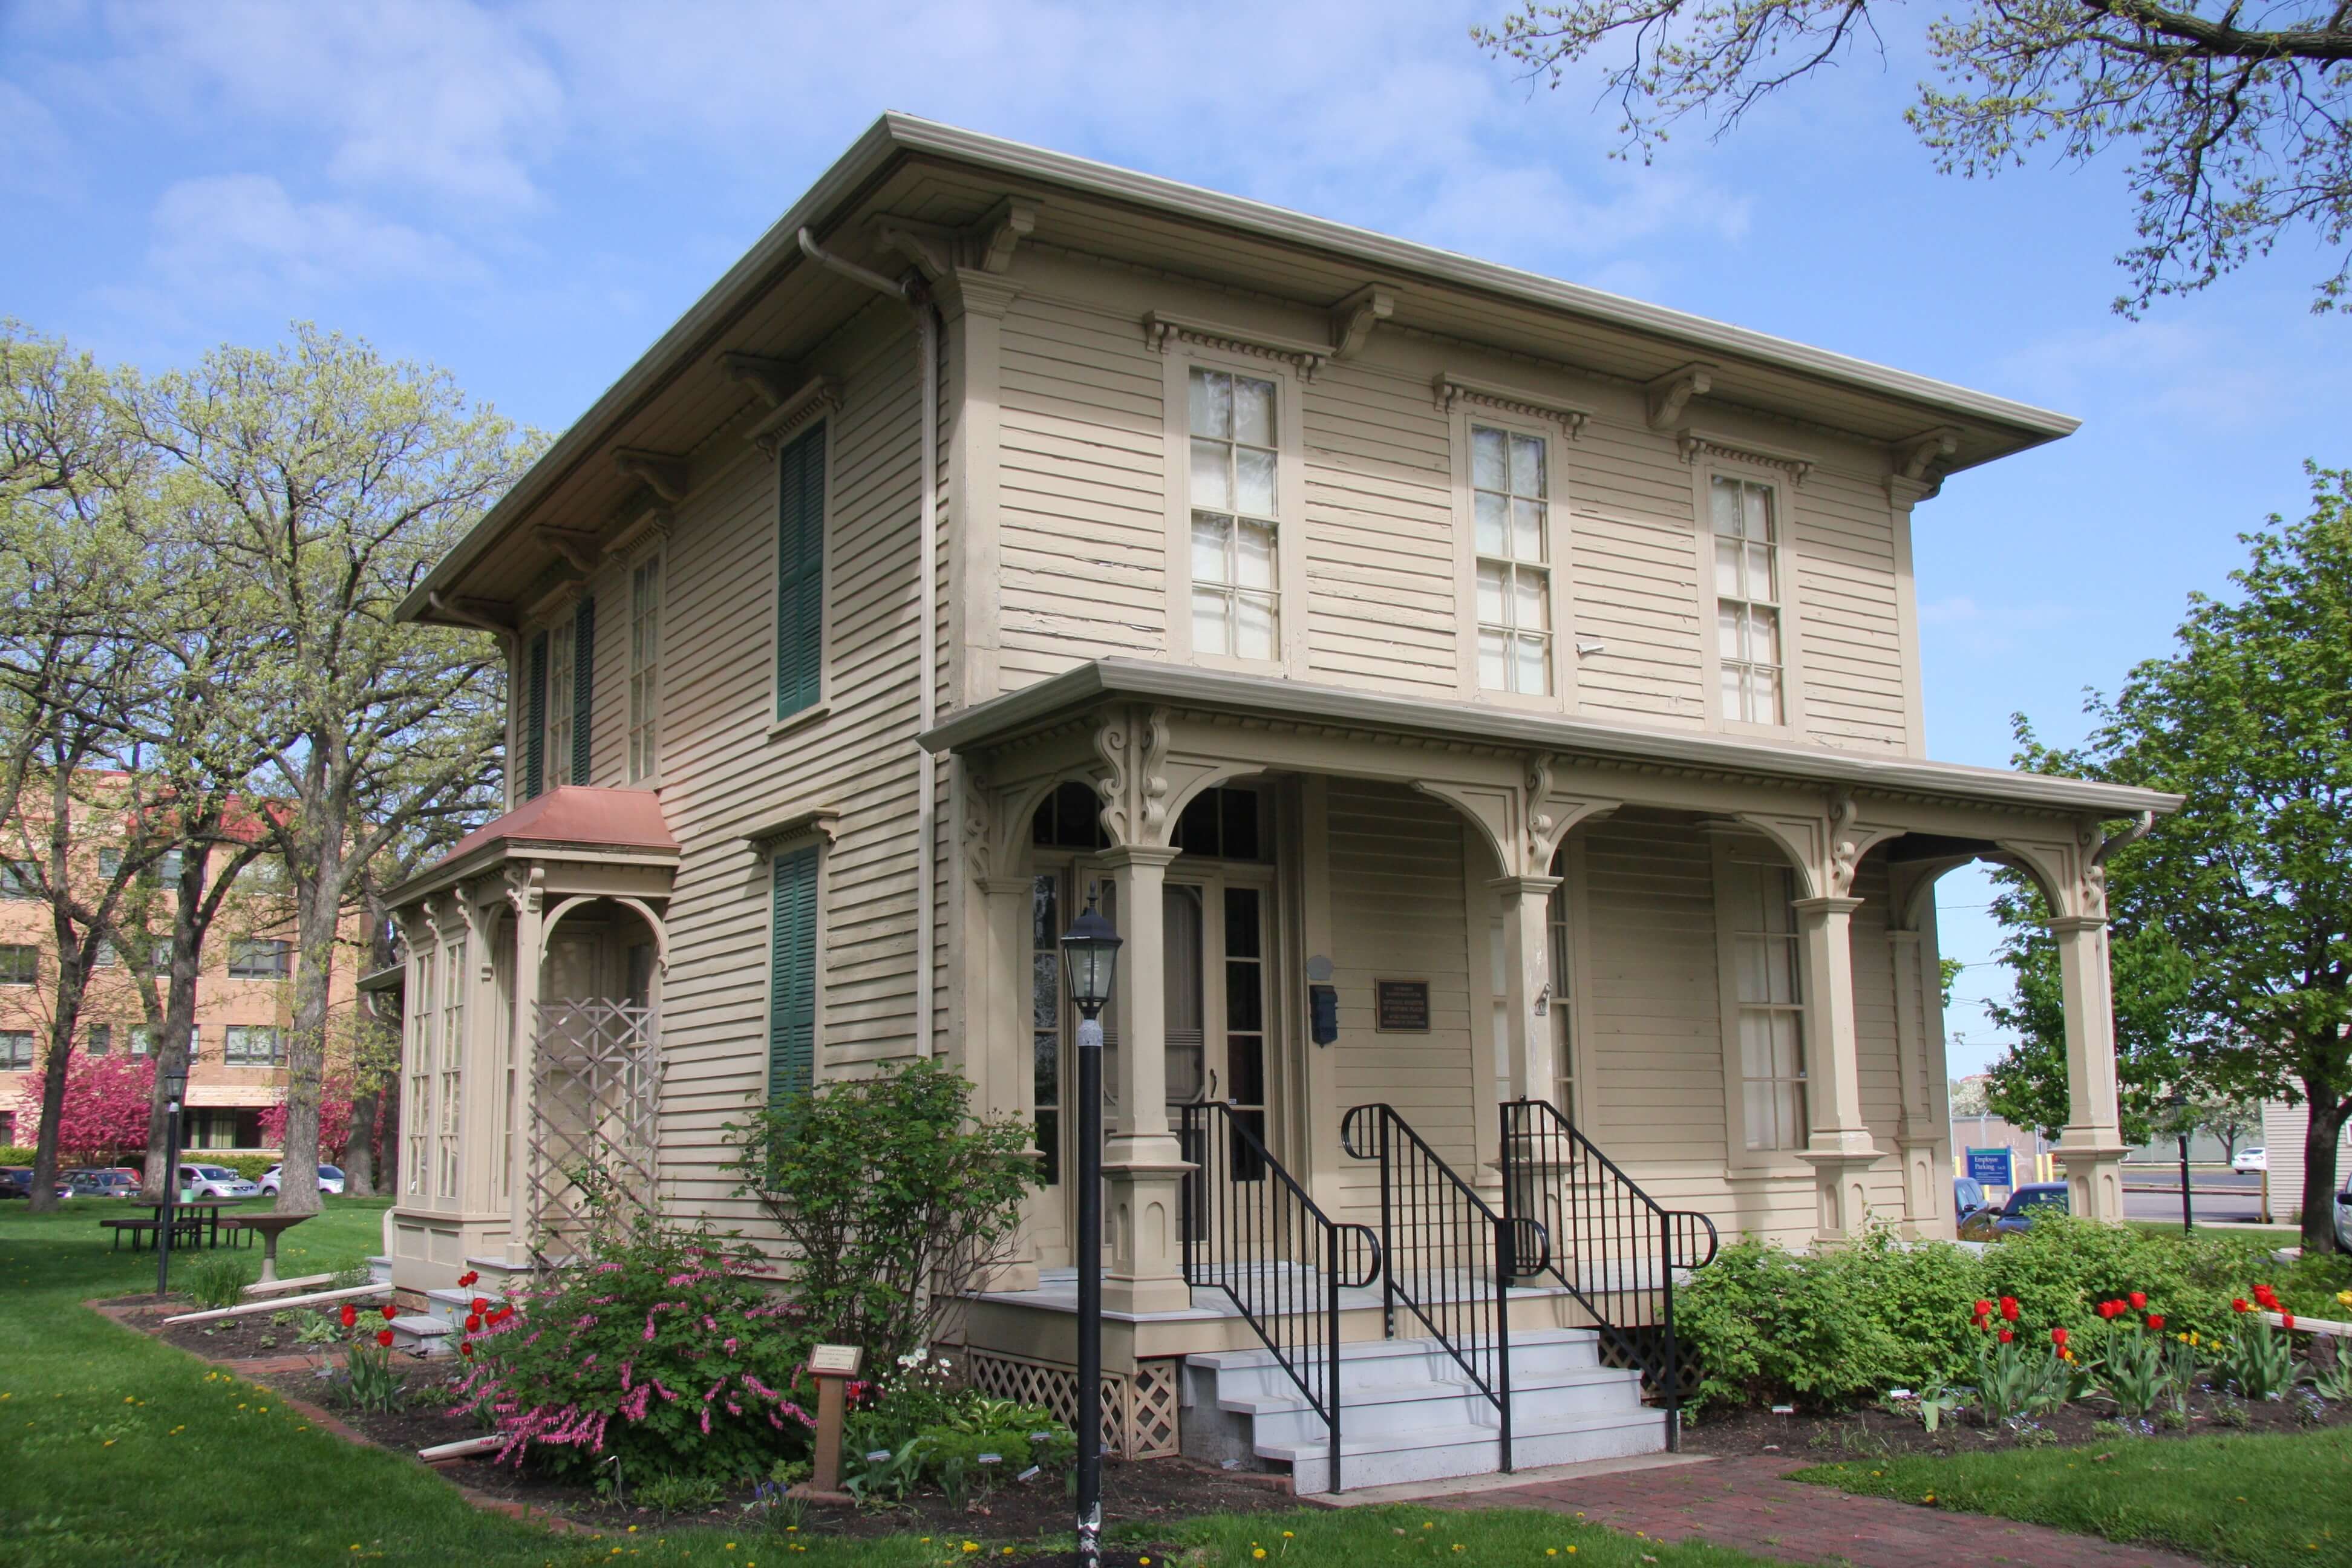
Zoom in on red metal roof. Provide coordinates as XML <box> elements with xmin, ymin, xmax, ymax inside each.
<box><xmin>439</xmin><ymin>787</ymin><xmax>677</xmax><ymax>864</ymax></box>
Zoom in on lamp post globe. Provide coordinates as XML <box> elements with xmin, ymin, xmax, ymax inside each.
<box><xmin>1057</xmin><ymin>892</ymin><xmax>1121</xmax><ymax>1568</ymax></box>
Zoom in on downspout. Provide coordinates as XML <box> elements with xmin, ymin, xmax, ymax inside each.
<box><xmin>797</xmin><ymin>229</ymin><xmax>939</xmax><ymax>1060</ymax></box>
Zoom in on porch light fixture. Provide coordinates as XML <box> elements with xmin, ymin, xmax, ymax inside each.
<box><xmin>1057</xmin><ymin>890</ymin><xmax>1122</xmax><ymax>1568</ymax></box>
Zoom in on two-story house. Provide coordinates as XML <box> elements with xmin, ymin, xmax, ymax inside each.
<box><xmin>381</xmin><ymin>116</ymin><xmax>2177</xmax><ymax>1489</ymax></box>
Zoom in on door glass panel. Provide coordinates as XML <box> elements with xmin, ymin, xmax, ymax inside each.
<box><xmin>1165</xmin><ymin>886</ymin><xmax>1204</xmax><ymax>1108</ymax></box>
<box><xmin>1224</xmin><ymin>886</ymin><xmax>1267</xmax><ymax>1181</ymax></box>
<box><xmin>1031</xmin><ymin>873</ymin><xmax>1062</xmax><ymax>1187</ymax></box>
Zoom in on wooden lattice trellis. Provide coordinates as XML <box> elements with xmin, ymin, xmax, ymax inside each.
<box><xmin>529</xmin><ymin>998</ymin><xmax>660</xmax><ymax>1262</ymax></box>
<box><xmin>954</xmin><ymin>1347</ymin><xmax>1181</xmax><ymax>1460</ymax></box>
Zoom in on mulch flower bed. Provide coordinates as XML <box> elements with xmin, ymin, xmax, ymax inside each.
<box><xmin>101</xmin><ymin>1293</ymin><xmax>1298</xmax><ymax>1547</ymax></box>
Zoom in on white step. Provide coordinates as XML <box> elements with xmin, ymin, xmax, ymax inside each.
<box><xmin>1184</xmin><ymin>1328</ymin><xmax>1666</xmax><ymax>1495</ymax></box>
<box><xmin>421</xmin><ymin>1286</ymin><xmax>505</xmax><ymax>1328</ymax></box>
<box><xmin>387</xmin><ymin>1313</ymin><xmax>455</xmax><ymax>1357</ymax></box>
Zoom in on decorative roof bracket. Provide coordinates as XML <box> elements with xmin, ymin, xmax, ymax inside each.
<box><xmin>612</xmin><ymin>448</ymin><xmax>690</xmax><ymax>505</ymax></box>
<box><xmin>1329</xmin><ymin>284</ymin><xmax>1395</xmax><ymax>359</ymax></box>
<box><xmin>1645</xmin><ymin>361</ymin><xmax>1716</xmax><ymax>429</ymax></box>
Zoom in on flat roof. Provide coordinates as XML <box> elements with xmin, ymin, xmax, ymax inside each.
<box><xmin>920</xmin><ymin>659</ymin><xmax>2180</xmax><ymax>819</ymax></box>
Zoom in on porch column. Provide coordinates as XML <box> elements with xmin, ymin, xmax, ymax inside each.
<box><xmin>1886</xmin><ymin>928</ymin><xmax>1940</xmax><ymax>1234</ymax></box>
<box><xmin>980</xmin><ymin>872</ymin><xmax>1041</xmax><ymax>1292</ymax></box>
<box><xmin>1488</xmin><ymin>875</ymin><xmax>1564</xmax><ymax>1103</ymax></box>
<box><xmin>2049</xmin><ymin>915</ymin><xmax>2127</xmax><ymax>1220</ymax></box>
<box><xmin>1792</xmin><ymin>894</ymin><xmax>1878</xmax><ymax>1240</ymax></box>
<box><xmin>502</xmin><ymin>869</ymin><xmax>546</xmax><ymax>1269</ymax></box>
<box><xmin>1100</xmin><ymin>844</ymin><xmax>1191</xmax><ymax>1315</ymax></box>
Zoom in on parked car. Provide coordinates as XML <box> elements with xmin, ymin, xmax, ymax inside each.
<box><xmin>0</xmin><ymin>1166</ymin><xmax>34</xmax><ymax>1200</ymax></box>
<box><xmin>64</xmin><ymin>1169</ymin><xmax>140</xmax><ymax>1198</ymax></box>
<box><xmin>258</xmin><ymin>1163</ymin><xmax>344</xmax><ymax>1196</ymax></box>
<box><xmin>1956</xmin><ymin>1181</ymin><xmax>2071</xmax><ymax>1241</ymax></box>
<box><xmin>175</xmin><ymin>1163</ymin><xmax>260</xmax><ymax>1200</ymax></box>
<box><xmin>2233</xmin><ymin>1147</ymin><xmax>2268</xmax><ymax>1173</ymax></box>
<box><xmin>1953</xmin><ymin>1175</ymin><xmax>1990</xmax><ymax>1223</ymax></box>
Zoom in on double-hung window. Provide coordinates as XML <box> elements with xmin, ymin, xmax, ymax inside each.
<box><xmin>0</xmin><ymin>945</ymin><xmax>36</xmax><ymax>985</ymax></box>
<box><xmin>0</xmin><ymin>861</ymin><xmax>38</xmax><ymax>900</ymax></box>
<box><xmin>629</xmin><ymin>550</ymin><xmax>662</xmax><ymax>780</ymax></box>
<box><xmin>87</xmin><ymin>1023</ymin><xmax>111</xmax><ymax>1056</ymax></box>
<box><xmin>546</xmin><ymin>617</ymin><xmax>576</xmax><ymax>788</ymax></box>
<box><xmin>1472</xmin><ymin>424</ymin><xmax>1553</xmax><ymax>694</ymax></box>
<box><xmin>1187</xmin><ymin>367</ymin><xmax>1281</xmax><ymax>661</ymax></box>
<box><xmin>227</xmin><ymin>938</ymin><xmax>291</xmax><ymax>980</ymax></box>
<box><xmin>1711</xmin><ymin>475</ymin><xmax>1785</xmax><ymax>725</ymax></box>
<box><xmin>0</xmin><ymin>1031</ymin><xmax>32</xmax><ymax>1070</ymax></box>
<box><xmin>1725</xmin><ymin>858</ymin><xmax>1807</xmax><ymax>1151</ymax></box>
<box><xmin>439</xmin><ymin>936</ymin><xmax>465</xmax><ymax>1199</ymax></box>
<box><xmin>224</xmin><ymin>1025</ymin><xmax>284</xmax><ymax>1065</ymax></box>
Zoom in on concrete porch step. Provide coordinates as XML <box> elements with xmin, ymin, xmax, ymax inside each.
<box><xmin>1269</xmin><ymin>1402</ymin><xmax>1668</xmax><ymax>1495</ymax></box>
<box><xmin>387</xmin><ymin>1313</ymin><xmax>456</xmax><ymax>1357</ymax></box>
<box><xmin>421</xmin><ymin>1286</ymin><xmax>505</xmax><ymax>1328</ymax></box>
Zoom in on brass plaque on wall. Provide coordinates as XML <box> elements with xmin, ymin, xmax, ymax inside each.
<box><xmin>1374</xmin><ymin>979</ymin><xmax>1431</xmax><ymax>1033</ymax></box>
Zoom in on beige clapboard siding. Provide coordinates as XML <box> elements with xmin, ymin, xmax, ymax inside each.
<box><xmin>1325</xmin><ymin>779</ymin><xmax>1475</xmax><ymax>1227</ymax></box>
<box><xmin>1301</xmin><ymin>361</ymin><xmax>1457</xmax><ymax>691</ymax></box>
<box><xmin>996</xmin><ymin>291</ymin><xmax>1168</xmax><ymax>684</ymax></box>
<box><xmin>645</xmin><ymin>328</ymin><xmax>929</xmax><ymax>1196</ymax></box>
<box><xmin>1563</xmin><ymin>420</ymin><xmax>1708</xmax><ymax>727</ymax></box>
<box><xmin>1794</xmin><ymin>469</ymin><xmax>1908</xmax><ymax>751</ymax></box>
<box><xmin>1849</xmin><ymin>860</ymin><xmax>1907</xmax><ymax>1150</ymax></box>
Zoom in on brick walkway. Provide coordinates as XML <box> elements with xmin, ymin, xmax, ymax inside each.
<box><xmin>1443</xmin><ymin>1455</ymin><xmax>2207</xmax><ymax>1568</ymax></box>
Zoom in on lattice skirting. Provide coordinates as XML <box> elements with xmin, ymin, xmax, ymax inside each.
<box><xmin>953</xmin><ymin>1348</ymin><xmax>1180</xmax><ymax>1460</ymax></box>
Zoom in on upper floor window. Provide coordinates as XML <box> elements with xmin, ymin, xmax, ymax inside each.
<box><xmin>224</xmin><ymin>1025</ymin><xmax>285</xmax><ymax>1065</ymax></box>
<box><xmin>129</xmin><ymin>1027</ymin><xmax>150</xmax><ymax>1056</ymax></box>
<box><xmin>1711</xmin><ymin>475</ymin><xmax>1784</xmax><ymax>725</ymax></box>
<box><xmin>629</xmin><ymin>550</ymin><xmax>662</xmax><ymax>781</ymax></box>
<box><xmin>0</xmin><ymin>1031</ymin><xmax>32</xmax><ymax>1070</ymax></box>
<box><xmin>546</xmin><ymin>616</ymin><xmax>577</xmax><ymax>788</ymax></box>
<box><xmin>1724</xmin><ymin>857</ymin><xmax>1806</xmax><ymax>1151</ymax></box>
<box><xmin>775</xmin><ymin>423</ymin><xmax>828</xmax><ymax>722</ymax></box>
<box><xmin>0</xmin><ymin>861</ymin><xmax>38</xmax><ymax>900</ymax></box>
<box><xmin>93</xmin><ymin>941</ymin><xmax>119</xmax><ymax>969</ymax></box>
<box><xmin>228</xmin><ymin>938</ymin><xmax>292</xmax><ymax>980</ymax></box>
<box><xmin>1187</xmin><ymin>367</ymin><xmax>1280</xmax><ymax>661</ymax></box>
<box><xmin>87</xmin><ymin>1023</ymin><xmax>111</xmax><ymax>1056</ymax></box>
<box><xmin>1472</xmin><ymin>425</ymin><xmax>1552</xmax><ymax>695</ymax></box>
<box><xmin>0</xmin><ymin>945</ymin><xmax>36</xmax><ymax>985</ymax></box>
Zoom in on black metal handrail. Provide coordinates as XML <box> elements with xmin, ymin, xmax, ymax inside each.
<box><xmin>1339</xmin><ymin>1102</ymin><xmax>1540</xmax><ymax>1477</ymax></box>
<box><xmin>1499</xmin><ymin>1097</ymin><xmax>1720</xmax><ymax>1449</ymax></box>
<box><xmin>1178</xmin><ymin>1100</ymin><xmax>1381</xmax><ymax>1492</ymax></box>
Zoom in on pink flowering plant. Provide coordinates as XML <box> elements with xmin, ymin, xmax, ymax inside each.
<box><xmin>451</xmin><ymin>1209</ymin><xmax>817</xmax><ymax>1486</ymax></box>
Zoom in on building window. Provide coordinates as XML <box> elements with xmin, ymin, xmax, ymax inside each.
<box><xmin>227</xmin><ymin>938</ymin><xmax>292</xmax><ymax>980</ymax></box>
<box><xmin>224</xmin><ymin>1025</ymin><xmax>285</xmax><ymax>1065</ymax></box>
<box><xmin>93</xmin><ymin>941</ymin><xmax>119</xmax><ymax>969</ymax></box>
<box><xmin>0</xmin><ymin>946</ymin><xmax>36</xmax><ymax>985</ymax></box>
<box><xmin>1171</xmin><ymin>787</ymin><xmax>1263</xmax><ymax>861</ymax></box>
<box><xmin>0</xmin><ymin>1031</ymin><xmax>33</xmax><ymax>1070</ymax></box>
<box><xmin>629</xmin><ymin>550</ymin><xmax>662</xmax><ymax>781</ymax></box>
<box><xmin>546</xmin><ymin>616</ymin><xmax>576</xmax><ymax>789</ymax></box>
<box><xmin>1031</xmin><ymin>872</ymin><xmax>1062</xmax><ymax>1187</ymax></box>
<box><xmin>406</xmin><ymin>949</ymin><xmax>434</xmax><ymax>1197</ymax></box>
<box><xmin>129</xmin><ymin>1027</ymin><xmax>150</xmax><ymax>1056</ymax></box>
<box><xmin>767</xmin><ymin>843</ymin><xmax>819</xmax><ymax>1103</ymax></box>
<box><xmin>571</xmin><ymin>596</ymin><xmax>596</xmax><ymax>784</ymax></box>
<box><xmin>438</xmin><ymin>936</ymin><xmax>465</xmax><ymax>1199</ymax></box>
<box><xmin>775</xmin><ymin>422</ymin><xmax>828</xmax><ymax>721</ymax></box>
<box><xmin>1711</xmin><ymin>475</ymin><xmax>1785</xmax><ymax>725</ymax></box>
<box><xmin>1547</xmin><ymin>874</ymin><xmax>1576</xmax><ymax>1122</ymax></box>
<box><xmin>1223</xmin><ymin>886</ymin><xmax>1268</xmax><ymax>1180</ymax></box>
<box><xmin>1725</xmin><ymin>858</ymin><xmax>1806</xmax><ymax>1151</ymax></box>
<box><xmin>1187</xmin><ymin>367</ymin><xmax>1280</xmax><ymax>661</ymax></box>
<box><xmin>1031</xmin><ymin>782</ymin><xmax>1108</xmax><ymax>851</ymax></box>
<box><xmin>97</xmin><ymin>848</ymin><xmax>120</xmax><ymax>878</ymax></box>
<box><xmin>523</xmin><ymin>632</ymin><xmax>547</xmax><ymax>799</ymax></box>
<box><xmin>1472</xmin><ymin>425</ymin><xmax>1552</xmax><ymax>694</ymax></box>
<box><xmin>87</xmin><ymin>1024</ymin><xmax>111</xmax><ymax>1057</ymax></box>
<box><xmin>0</xmin><ymin>861</ymin><xmax>38</xmax><ymax>900</ymax></box>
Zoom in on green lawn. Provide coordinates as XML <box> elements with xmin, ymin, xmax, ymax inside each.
<box><xmin>1798</xmin><ymin>1428</ymin><xmax>2352</xmax><ymax>1567</ymax></box>
<box><xmin>0</xmin><ymin>1198</ymin><xmax>1779</xmax><ymax>1568</ymax></box>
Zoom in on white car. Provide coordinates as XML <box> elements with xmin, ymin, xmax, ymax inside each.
<box><xmin>258</xmin><ymin>1163</ymin><xmax>345</xmax><ymax>1196</ymax></box>
<box><xmin>176</xmin><ymin>1163</ymin><xmax>260</xmax><ymax>1199</ymax></box>
<box><xmin>2233</xmin><ymin>1148</ymin><xmax>2268</xmax><ymax>1173</ymax></box>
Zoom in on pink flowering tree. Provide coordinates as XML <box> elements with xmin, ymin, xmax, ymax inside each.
<box><xmin>47</xmin><ymin>1053</ymin><xmax>156</xmax><ymax>1163</ymax></box>
<box><xmin>259</xmin><ymin>1078</ymin><xmax>354</xmax><ymax>1161</ymax></box>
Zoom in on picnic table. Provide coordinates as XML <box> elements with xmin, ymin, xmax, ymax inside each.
<box><xmin>221</xmin><ymin>1212</ymin><xmax>311</xmax><ymax>1282</ymax></box>
<box><xmin>100</xmin><ymin>1196</ymin><xmax>248</xmax><ymax>1252</ymax></box>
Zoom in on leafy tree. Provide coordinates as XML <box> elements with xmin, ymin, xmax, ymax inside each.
<box><xmin>2195</xmin><ymin>1094</ymin><xmax>2262</xmax><ymax>1161</ymax></box>
<box><xmin>1477</xmin><ymin>0</ymin><xmax>2352</xmax><ymax>312</ymax></box>
<box><xmin>46</xmin><ymin>1052</ymin><xmax>155</xmax><ymax>1165</ymax></box>
<box><xmin>1990</xmin><ymin>465</ymin><xmax>2352</xmax><ymax>1250</ymax></box>
<box><xmin>126</xmin><ymin>325</ymin><xmax>534</xmax><ymax>1215</ymax></box>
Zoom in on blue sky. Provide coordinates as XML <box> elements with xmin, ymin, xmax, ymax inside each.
<box><xmin>6</xmin><ymin>0</ymin><xmax>2343</xmax><ymax>1075</ymax></box>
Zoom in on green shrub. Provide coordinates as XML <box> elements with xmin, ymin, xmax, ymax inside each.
<box><xmin>635</xmin><ymin>1471</ymin><xmax>725</xmax><ymax>1514</ymax></box>
<box><xmin>453</xmin><ymin>1204</ymin><xmax>815</xmax><ymax>1486</ymax></box>
<box><xmin>182</xmin><ymin>1251</ymin><xmax>256</xmax><ymax>1310</ymax></box>
<box><xmin>207</xmin><ymin>1154</ymin><xmax>277</xmax><ymax>1181</ymax></box>
<box><xmin>729</xmin><ymin>1058</ymin><xmax>1039</xmax><ymax>1364</ymax></box>
<box><xmin>0</xmin><ymin>1145</ymin><xmax>36</xmax><ymax>1165</ymax></box>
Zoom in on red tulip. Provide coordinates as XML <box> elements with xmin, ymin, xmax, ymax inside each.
<box><xmin>376</xmin><ymin>1328</ymin><xmax>394</xmax><ymax>1348</ymax></box>
<box><xmin>2146</xmin><ymin>1313</ymin><xmax>2164</xmax><ymax>1331</ymax></box>
<box><xmin>1998</xmin><ymin>1328</ymin><xmax>2014</xmax><ymax>1344</ymax></box>
<box><xmin>1973</xmin><ymin>1299</ymin><xmax>1993</xmax><ymax>1319</ymax></box>
<box><xmin>2051</xmin><ymin>1327</ymin><xmax>2068</xmax><ymax>1348</ymax></box>
<box><xmin>2255</xmin><ymin>1284</ymin><xmax>2281</xmax><ymax>1310</ymax></box>
<box><xmin>471</xmin><ymin>1296</ymin><xmax>488</xmax><ymax>1315</ymax></box>
<box><xmin>2282</xmin><ymin>1312</ymin><xmax>2296</xmax><ymax>1330</ymax></box>
<box><xmin>1999</xmin><ymin>1296</ymin><xmax>2020</xmax><ymax>1322</ymax></box>
<box><xmin>460</xmin><ymin>1341</ymin><xmax>475</xmax><ymax>1357</ymax></box>
<box><xmin>339</xmin><ymin>1304</ymin><xmax>358</xmax><ymax>1329</ymax></box>
<box><xmin>457</xmin><ymin>1270</ymin><xmax>479</xmax><ymax>1289</ymax></box>
<box><xmin>2233</xmin><ymin>1298</ymin><xmax>2252</xmax><ymax>1313</ymax></box>
<box><xmin>380</xmin><ymin>1304</ymin><xmax>396</xmax><ymax>1322</ymax></box>
<box><xmin>465</xmin><ymin>1313</ymin><xmax>483</xmax><ymax>1333</ymax></box>
<box><xmin>2128</xmin><ymin>1291</ymin><xmax>2147</xmax><ymax>1310</ymax></box>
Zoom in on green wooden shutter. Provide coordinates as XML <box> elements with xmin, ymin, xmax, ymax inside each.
<box><xmin>524</xmin><ymin>632</ymin><xmax>547</xmax><ymax>799</ymax></box>
<box><xmin>572</xmin><ymin>595</ymin><xmax>596</xmax><ymax>785</ymax></box>
<box><xmin>768</xmin><ymin>844</ymin><xmax>819</xmax><ymax>1103</ymax></box>
<box><xmin>774</xmin><ymin>423</ymin><xmax>827</xmax><ymax>720</ymax></box>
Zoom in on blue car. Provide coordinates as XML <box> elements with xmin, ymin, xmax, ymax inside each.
<box><xmin>1953</xmin><ymin>1176</ymin><xmax>1990</xmax><ymax>1223</ymax></box>
<box><xmin>1957</xmin><ymin>1181</ymin><xmax>2070</xmax><ymax>1241</ymax></box>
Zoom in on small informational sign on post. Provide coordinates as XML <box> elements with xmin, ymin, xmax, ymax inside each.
<box><xmin>1967</xmin><ymin>1147</ymin><xmax>2014</xmax><ymax>1189</ymax></box>
<box><xmin>791</xmin><ymin>1344</ymin><xmax>864</xmax><ymax>1503</ymax></box>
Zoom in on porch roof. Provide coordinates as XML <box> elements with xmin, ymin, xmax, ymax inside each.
<box><xmin>439</xmin><ymin>786</ymin><xmax>679</xmax><ymax>863</ymax></box>
<box><xmin>920</xmin><ymin>659</ymin><xmax>2181</xmax><ymax>820</ymax></box>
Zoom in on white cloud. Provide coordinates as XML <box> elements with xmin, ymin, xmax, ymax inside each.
<box><xmin>146</xmin><ymin>174</ymin><xmax>484</xmax><ymax>299</ymax></box>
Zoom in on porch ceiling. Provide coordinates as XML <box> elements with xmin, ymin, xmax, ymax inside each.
<box><xmin>920</xmin><ymin>659</ymin><xmax>2181</xmax><ymax>821</ymax></box>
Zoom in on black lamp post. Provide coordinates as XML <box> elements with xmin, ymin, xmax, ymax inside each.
<box><xmin>1057</xmin><ymin>892</ymin><xmax>1121</xmax><ymax>1568</ymax></box>
<box><xmin>2170</xmin><ymin>1093</ymin><xmax>2194</xmax><ymax>1235</ymax></box>
<box><xmin>155</xmin><ymin>1061</ymin><xmax>189</xmax><ymax>1299</ymax></box>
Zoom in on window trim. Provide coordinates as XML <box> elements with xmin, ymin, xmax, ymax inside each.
<box><xmin>1161</xmin><ymin>344</ymin><xmax>1308</xmax><ymax>675</ymax></box>
<box><xmin>771</xmin><ymin>417</ymin><xmax>835</xmax><ymax>729</ymax></box>
<box><xmin>1693</xmin><ymin>457</ymin><xmax>1808</xmax><ymax>737</ymax></box>
<box><xmin>1708</xmin><ymin>829</ymin><xmax>1814</xmax><ymax>1177</ymax></box>
<box><xmin>1452</xmin><ymin>406</ymin><xmax>1573</xmax><ymax>710</ymax></box>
